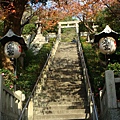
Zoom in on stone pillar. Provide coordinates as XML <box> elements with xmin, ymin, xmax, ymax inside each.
<box><xmin>103</xmin><ymin>70</ymin><xmax>120</xmax><ymax>120</ymax></box>
<box><xmin>37</xmin><ymin>26</ymin><xmax>41</xmax><ymax>34</ymax></box>
<box><xmin>58</xmin><ymin>23</ymin><xmax>61</xmax><ymax>40</ymax></box>
<box><xmin>99</xmin><ymin>70</ymin><xmax>120</xmax><ymax>120</ymax></box>
<box><xmin>15</xmin><ymin>90</ymin><xmax>23</xmax><ymax>115</ymax></box>
<box><xmin>87</xmin><ymin>32</ymin><xmax>91</xmax><ymax>42</ymax></box>
<box><xmin>99</xmin><ymin>90</ymin><xmax>103</xmax><ymax>115</ymax></box>
<box><xmin>76</xmin><ymin>23</ymin><xmax>79</xmax><ymax>34</ymax></box>
<box><xmin>105</xmin><ymin>70</ymin><xmax>117</xmax><ymax>108</ymax></box>
<box><xmin>37</xmin><ymin>21</ymin><xmax>42</xmax><ymax>34</ymax></box>
<box><xmin>28</xmin><ymin>98</ymin><xmax>33</xmax><ymax>120</ymax></box>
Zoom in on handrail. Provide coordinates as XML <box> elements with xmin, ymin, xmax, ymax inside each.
<box><xmin>18</xmin><ymin>39</ymin><xmax>59</xmax><ymax>120</ymax></box>
<box><xmin>77</xmin><ymin>35</ymin><xmax>99</xmax><ymax>120</ymax></box>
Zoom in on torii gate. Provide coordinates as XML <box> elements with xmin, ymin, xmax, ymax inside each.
<box><xmin>58</xmin><ymin>21</ymin><xmax>80</xmax><ymax>40</ymax></box>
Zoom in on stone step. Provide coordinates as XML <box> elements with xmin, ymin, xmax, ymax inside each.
<box><xmin>34</xmin><ymin>89</ymin><xmax>87</xmax><ymax>96</ymax></box>
<box><xmin>48</xmin><ymin>69</ymin><xmax>81</xmax><ymax>73</ymax></box>
<box><xmin>46</xmin><ymin>80</ymin><xmax>83</xmax><ymax>84</ymax></box>
<box><xmin>37</xmin><ymin>88</ymin><xmax>86</xmax><ymax>94</ymax></box>
<box><xmin>36</xmin><ymin>92</ymin><xmax>87</xmax><ymax>101</ymax></box>
<box><xmin>34</xmin><ymin>102</ymin><xmax>87</xmax><ymax>109</ymax></box>
<box><xmin>34</xmin><ymin>103</ymin><xmax>88</xmax><ymax>115</ymax></box>
<box><xmin>34</xmin><ymin>107</ymin><xmax>87</xmax><ymax>115</ymax></box>
<box><xmin>34</xmin><ymin>117</ymin><xmax>88</xmax><ymax>120</ymax></box>
<box><xmin>34</xmin><ymin>106</ymin><xmax>87</xmax><ymax>114</ymax></box>
<box><xmin>46</xmin><ymin>77</ymin><xmax>82</xmax><ymax>82</ymax></box>
<box><xmin>45</xmin><ymin>79</ymin><xmax>84</xmax><ymax>84</ymax></box>
<box><xmin>33</xmin><ymin>112</ymin><xmax>89</xmax><ymax>120</ymax></box>
<box><xmin>33</xmin><ymin>100</ymin><xmax>86</xmax><ymax>107</ymax></box>
<box><xmin>48</xmin><ymin>101</ymin><xmax>87</xmax><ymax>106</ymax></box>
<box><xmin>55</xmin><ymin>67</ymin><xmax>81</xmax><ymax>70</ymax></box>
<box><xmin>45</xmin><ymin>85</ymin><xmax>86</xmax><ymax>92</ymax></box>
<box><xmin>46</xmin><ymin>85</ymin><xmax>84</xmax><ymax>89</ymax></box>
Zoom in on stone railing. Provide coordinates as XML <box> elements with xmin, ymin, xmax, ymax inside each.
<box><xmin>77</xmin><ymin>37</ymin><xmax>99</xmax><ymax>120</ymax></box>
<box><xmin>100</xmin><ymin>70</ymin><xmax>120</xmax><ymax>120</ymax></box>
<box><xmin>0</xmin><ymin>74</ymin><xmax>23</xmax><ymax>120</ymax></box>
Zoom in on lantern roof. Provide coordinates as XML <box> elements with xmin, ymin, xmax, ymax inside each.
<box><xmin>94</xmin><ymin>25</ymin><xmax>120</xmax><ymax>43</ymax></box>
<box><xmin>0</xmin><ymin>29</ymin><xmax>27</xmax><ymax>49</ymax></box>
<box><xmin>101</xmin><ymin>25</ymin><xmax>117</xmax><ymax>33</ymax></box>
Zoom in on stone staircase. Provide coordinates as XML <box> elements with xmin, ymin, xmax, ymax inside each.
<box><xmin>33</xmin><ymin>42</ymin><xmax>89</xmax><ymax>120</ymax></box>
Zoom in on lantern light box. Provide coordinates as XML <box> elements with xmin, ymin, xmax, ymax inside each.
<box><xmin>4</xmin><ymin>41</ymin><xmax>22</xmax><ymax>59</ymax></box>
<box><xmin>99</xmin><ymin>37</ymin><xmax>116</xmax><ymax>55</ymax></box>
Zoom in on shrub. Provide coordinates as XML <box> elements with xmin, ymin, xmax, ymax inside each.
<box><xmin>16</xmin><ymin>38</ymin><xmax>55</xmax><ymax>99</ymax></box>
<box><xmin>22</xmin><ymin>23</ymin><xmax>36</xmax><ymax>34</ymax></box>
<box><xmin>0</xmin><ymin>69</ymin><xmax>15</xmax><ymax>90</ymax></box>
<box><xmin>107</xmin><ymin>62</ymin><xmax>120</xmax><ymax>77</ymax></box>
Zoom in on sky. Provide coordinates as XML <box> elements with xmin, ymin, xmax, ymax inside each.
<box><xmin>27</xmin><ymin>0</ymin><xmax>81</xmax><ymax>20</ymax></box>
<box><xmin>28</xmin><ymin>0</ymin><xmax>56</xmax><ymax>11</ymax></box>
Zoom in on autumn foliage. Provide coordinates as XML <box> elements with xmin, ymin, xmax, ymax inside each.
<box><xmin>34</xmin><ymin>0</ymin><xmax>119</xmax><ymax>31</ymax></box>
<box><xmin>0</xmin><ymin>0</ymin><xmax>119</xmax><ymax>32</ymax></box>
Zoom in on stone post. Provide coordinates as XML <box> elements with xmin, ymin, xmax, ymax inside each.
<box><xmin>15</xmin><ymin>90</ymin><xmax>23</xmax><ymax>115</ymax></box>
<box><xmin>28</xmin><ymin>98</ymin><xmax>33</xmax><ymax>120</ymax></box>
<box><xmin>76</xmin><ymin>23</ymin><xmax>79</xmax><ymax>34</ymax></box>
<box><xmin>37</xmin><ymin>21</ymin><xmax>42</xmax><ymax>34</ymax></box>
<box><xmin>58</xmin><ymin>23</ymin><xmax>61</xmax><ymax>40</ymax></box>
<box><xmin>99</xmin><ymin>70</ymin><xmax>120</xmax><ymax>120</ymax></box>
<box><xmin>99</xmin><ymin>90</ymin><xmax>103</xmax><ymax>114</ymax></box>
<box><xmin>105</xmin><ymin>70</ymin><xmax>117</xmax><ymax>108</ymax></box>
<box><xmin>0</xmin><ymin>74</ymin><xmax>3</xmax><ymax>120</ymax></box>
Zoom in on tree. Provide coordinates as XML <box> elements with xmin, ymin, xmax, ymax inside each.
<box><xmin>1</xmin><ymin>0</ymin><xmax>27</xmax><ymax>34</ymax></box>
<box><xmin>0</xmin><ymin>0</ymin><xmax>117</xmax><ymax>35</ymax></box>
<box><xmin>95</xmin><ymin>0</ymin><xmax>120</xmax><ymax>32</ymax></box>
<box><xmin>0</xmin><ymin>0</ymin><xmax>49</xmax><ymax>70</ymax></box>
<box><xmin>0</xmin><ymin>0</ymin><xmax>118</xmax><ymax>66</ymax></box>
<box><xmin>36</xmin><ymin>0</ymin><xmax>103</xmax><ymax>33</ymax></box>
<box><xmin>0</xmin><ymin>0</ymin><xmax>48</xmax><ymax>35</ymax></box>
